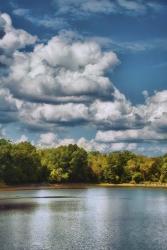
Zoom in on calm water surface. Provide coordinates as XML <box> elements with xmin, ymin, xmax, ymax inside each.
<box><xmin>0</xmin><ymin>187</ymin><xmax>167</xmax><ymax>250</ymax></box>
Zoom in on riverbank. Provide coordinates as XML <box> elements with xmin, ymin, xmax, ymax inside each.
<box><xmin>1</xmin><ymin>182</ymin><xmax>167</xmax><ymax>191</ymax></box>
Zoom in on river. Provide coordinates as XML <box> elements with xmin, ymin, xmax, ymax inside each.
<box><xmin>0</xmin><ymin>187</ymin><xmax>167</xmax><ymax>250</ymax></box>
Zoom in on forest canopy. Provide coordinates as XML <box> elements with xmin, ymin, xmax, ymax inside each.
<box><xmin>0</xmin><ymin>139</ymin><xmax>167</xmax><ymax>185</ymax></box>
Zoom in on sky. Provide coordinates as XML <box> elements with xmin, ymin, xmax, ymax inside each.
<box><xmin>0</xmin><ymin>0</ymin><xmax>167</xmax><ymax>155</ymax></box>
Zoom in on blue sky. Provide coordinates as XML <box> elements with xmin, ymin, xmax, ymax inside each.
<box><xmin>0</xmin><ymin>0</ymin><xmax>167</xmax><ymax>155</ymax></box>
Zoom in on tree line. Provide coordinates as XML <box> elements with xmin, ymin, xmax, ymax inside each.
<box><xmin>0</xmin><ymin>139</ymin><xmax>167</xmax><ymax>185</ymax></box>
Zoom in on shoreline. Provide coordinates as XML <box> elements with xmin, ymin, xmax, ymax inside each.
<box><xmin>1</xmin><ymin>182</ymin><xmax>167</xmax><ymax>191</ymax></box>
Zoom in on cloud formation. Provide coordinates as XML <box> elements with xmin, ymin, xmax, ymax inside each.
<box><xmin>0</xmin><ymin>13</ymin><xmax>167</xmax><ymax>155</ymax></box>
<box><xmin>0</xmin><ymin>88</ymin><xmax>19</xmax><ymax>123</ymax></box>
<box><xmin>4</xmin><ymin>31</ymin><xmax>118</xmax><ymax>104</ymax></box>
<box><xmin>0</xmin><ymin>13</ymin><xmax>37</xmax><ymax>65</ymax></box>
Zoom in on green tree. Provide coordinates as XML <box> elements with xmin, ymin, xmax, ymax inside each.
<box><xmin>69</xmin><ymin>147</ymin><xmax>90</xmax><ymax>182</ymax></box>
<box><xmin>0</xmin><ymin>139</ymin><xmax>12</xmax><ymax>183</ymax></box>
<box><xmin>88</xmin><ymin>152</ymin><xmax>107</xmax><ymax>182</ymax></box>
<box><xmin>132</xmin><ymin>172</ymin><xmax>143</xmax><ymax>183</ymax></box>
<box><xmin>104</xmin><ymin>151</ymin><xmax>134</xmax><ymax>183</ymax></box>
<box><xmin>4</xmin><ymin>142</ymin><xmax>41</xmax><ymax>184</ymax></box>
<box><xmin>160</xmin><ymin>163</ymin><xmax>167</xmax><ymax>183</ymax></box>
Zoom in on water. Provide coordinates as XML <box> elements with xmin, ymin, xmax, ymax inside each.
<box><xmin>0</xmin><ymin>187</ymin><xmax>167</xmax><ymax>250</ymax></box>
